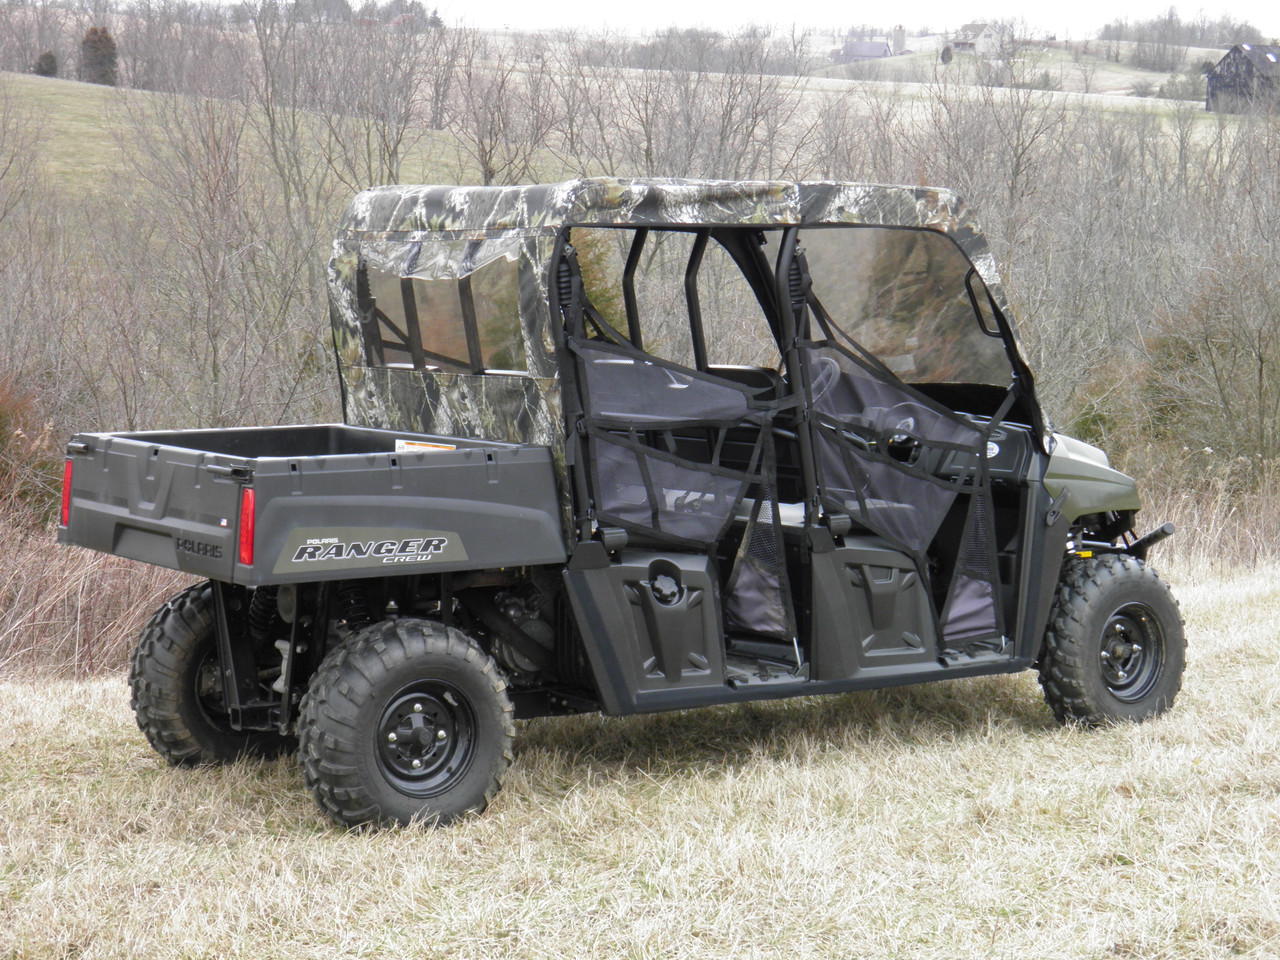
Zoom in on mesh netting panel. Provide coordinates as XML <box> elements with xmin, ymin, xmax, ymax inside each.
<box><xmin>959</xmin><ymin>493</ymin><xmax>995</xmax><ymax>581</ymax></box>
<box><xmin>941</xmin><ymin>491</ymin><xmax>1001</xmax><ymax>644</ymax></box>
<box><xmin>745</xmin><ymin>494</ymin><xmax>782</xmax><ymax>567</ymax></box>
<box><xmin>812</xmin><ymin>427</ymin><xmax>958</xmax><ymax>553</ymax></box>
<box><xmin>724</xmin><ymin>491</ymin><xmax>793</xmax><ymax>639</ymax></box>
<box><xmin>594</xmin><ymin>436</ymin><xmax>747</xmax><ymax>543</ymax></box>
<box><xmin>593</xmin><ymin>440</ymin><xmax>652</xmax><ymax>528</ymax></box>
<box><xmin>806</xmin><ymin>346</ymin><xmax>981</xmax><ymax>554</ymax></box>
<box><xmin>579</xmin><ymin>343</ymin><xmax>752</xmax><ymax>424</ymax></box>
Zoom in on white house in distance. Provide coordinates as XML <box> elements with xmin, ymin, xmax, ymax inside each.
<box><xmin>952</xmin><ymin>22</ymin><xmax>998</xmax><ymax>57</ymax></box>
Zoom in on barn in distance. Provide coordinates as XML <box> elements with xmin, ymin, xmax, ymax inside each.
<box><xmin>1207</xmin><ymin>43</ymin><xmax>1280</xmax><ymax>112</ymax></box>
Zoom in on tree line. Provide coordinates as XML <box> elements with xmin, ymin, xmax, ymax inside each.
<box><xmin>1099</xmin><ymin>9</ymin><xmax>1267</xmax><ymax>71</ymax></box>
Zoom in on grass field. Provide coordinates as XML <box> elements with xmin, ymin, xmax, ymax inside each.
<box><xmin>812</xmin><ymin>43</ymin><xmax>1216</xmax><ymax>98</ymax></box>
<box><xmin>2</xmin><ymin>560</ymin><xmax>1277</xmax><ymax>959</ymax></box>
<box><xmin>3</xmin><ymin>72</ymin><xmax>129</xmax><ymax>194</ymax></box>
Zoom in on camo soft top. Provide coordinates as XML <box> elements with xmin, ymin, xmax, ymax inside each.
<box><xmin>334</xmin><ymin>177</ymin><xmax>1007</xmax><ymax>309</ymax></box>
<box><xmin>327</xmin><ymin>179</ymin><xmax>1023</xmax><ymax>538</ymax></box>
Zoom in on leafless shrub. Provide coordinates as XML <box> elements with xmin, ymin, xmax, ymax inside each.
<box><xmin>102</xmin><ymin>87</ymin><xmax>332</xmax><ymax>428</ymax></box>
<box><xmin>302</xmin><ymin>21</ymin><xmax>436</xmax><ymax>189</ymax></box>
<box><xmin>0</xmin><ymin>506</ymin><xmax>189</xmax><ymax>677</ymax></box>
<box><xmin>0</xmin><ymin>78</ymin><xmax>42</xmax><ymax>229</ymax></box>
<box><xmin>1142</xmin><ymin>253</ymin><xmax>1280</xmax><ymax>470</ymax></box>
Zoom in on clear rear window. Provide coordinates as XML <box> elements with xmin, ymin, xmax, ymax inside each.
<box><xmin>357</xmin><ymin>238</ymin><xmax>527</xmax><ymax>374</ymax></box>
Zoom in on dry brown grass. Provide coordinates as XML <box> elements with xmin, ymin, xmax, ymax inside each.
<box><xmin>2</xmin><ymin>559</ymin><xmax>1278</xmax><ymax>959</ymax></box>
<box><xmin>1131</xmin><ymin>459</ymin><xmax>1280</xmax><ymax>572</ymax></box>
<box><xmin>0</xmin><ymin>511</ymin><xmax>189</xmax><ymax>678</ymax></box>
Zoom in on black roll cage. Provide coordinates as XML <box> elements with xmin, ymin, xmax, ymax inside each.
<box><xmin>549</xmin><ymin>220</ymin><xmax>1051</xmax><ymax>547</ymax></box>
<box><xmin>590</xmin><ymin>224</ymin><xmax>789</xmax><ymax>372</ymax></box>
<box><xmin>355</xmin><ymin>220</ymin><xmax>1045</xmax><ymax>451</ymax></box>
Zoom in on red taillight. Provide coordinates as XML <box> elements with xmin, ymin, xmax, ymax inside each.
<box><xmin>61</xmin><ymin>458</ymin><xmax>74</xmax><ymax>527</ymax></box>
<box><xmin>237</xmin><ymin>487</ymin><xmax>256</xmax><ymax>566</ymax></box>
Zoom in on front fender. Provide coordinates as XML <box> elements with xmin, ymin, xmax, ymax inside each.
<box><xmin>1043</xmin><ymin>433</ymin><xmax>1140</xmax><ymax>521</ymax></box>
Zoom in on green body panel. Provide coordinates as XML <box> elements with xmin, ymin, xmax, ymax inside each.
<box><xmin>1043</xmin><ymin>433</ymin><xmax>1141</xmax><ymax>520</ymax></box>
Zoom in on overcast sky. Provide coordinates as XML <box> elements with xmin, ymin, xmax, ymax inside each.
<box><xmin>447</xmin><ymin>1</ymin><xmax>1279</xmax><ymax>43</ymax></box>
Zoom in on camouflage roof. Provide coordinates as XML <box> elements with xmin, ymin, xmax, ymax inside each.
<box><xmin>337</xmin><ymin>177</ymin><xmax>1008</xmax><ymax>303</ymax></box>
<box><xmin>339</xmin><ymin>177</ymin><xmax>975</xmax><ymax>238</ymax></box>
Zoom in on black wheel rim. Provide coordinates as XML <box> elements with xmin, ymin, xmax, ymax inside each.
<box><xmin>375</xmin><ymin>680</ymin><xmax>477</xmax><ymax>798</ymax></box>
<box><xmin>1098</xmin><ymin>602</ymin><xmax>1165</xmax><ymax>703</ymax></box>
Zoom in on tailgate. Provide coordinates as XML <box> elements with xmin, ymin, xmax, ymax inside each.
<box><xmin>59</xmin><ymin>433</ymin><xmax>246</xmax><ymax>582</ymax></box>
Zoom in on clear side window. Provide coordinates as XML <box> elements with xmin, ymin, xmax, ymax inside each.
<box><xmin>799</xmin><ymin>226</ymin><xmax>1012</xmax><ymax>387</ymax></box>
<box><xmin>571</xmin><ymin>226</ymin><xmax>782</xmax><ymax>373</ymax></box>
<box><xmin>700</xmin><ymin>238</ymin><xmax>782</xmax><ymax>370</ymax></box>
<box><xmin>471</xmin><ymin>257</ymin><xmax>525</xmax><ymax>372</ymax></box>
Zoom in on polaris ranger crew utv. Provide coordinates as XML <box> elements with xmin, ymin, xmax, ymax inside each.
<box><xmin>59</xmin><ymin>178</ymin><xmax>1184</xmax><ymax>828</ymax></box>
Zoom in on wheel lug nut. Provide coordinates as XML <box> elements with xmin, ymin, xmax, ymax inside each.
<box><xmin>1100</xmin><ymin>651</ymin><xmax>1110</xmax><ymax>660</ymax></box>
<box><xmin>387</xmin><ymin>732</ymin><xmax>397</xmax><ymax>742</ymax></box>
<box><xmin>436</xmin><ymin>729</ymin><xmax>447</xmax><ymax>741</ymax></box>
<box><xmin>413</xmin><ymin>703</ymin><xmax>423</xmax><ymax>713</ymax></box>
<box><xmin>1131</xmin><ymin>643</ymin><xmax>1142</xmax><ymax>653</ymax></box>
<box><xmin>411</xmin><ymin>759</ymin><xmax>422</xmax><ymax>769</ymax></box>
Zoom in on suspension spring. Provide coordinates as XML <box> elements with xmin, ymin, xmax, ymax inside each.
<box><xmin>247</xmin><ymin>585</ymin><xmax>280</xmax><ymax>645</ymax></box>
<box><xmin>337</xmin><ymin>581</ymin><xmax>373</xmax><ymax>633</ymax></box>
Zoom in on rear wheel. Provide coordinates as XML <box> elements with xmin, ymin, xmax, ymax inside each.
<box><xmin>298</xmin><ymin>618</ymin><xmax>514</xmax><ymax>828</ymax></box>
<box><xmin>129</xmin><ymin>582</ymin><xmax>294</xmax><ymax>765</ymax></box>
<box><xmin>1039</xmin><ymin>554</ymin><xmax>1185</xmax><ymax>725</ymax></box>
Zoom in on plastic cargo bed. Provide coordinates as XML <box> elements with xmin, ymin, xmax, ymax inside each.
<box><xmin>59</xmin><ymin>424</ymin><xmax>567</xmax><ymax>586</ymax></box>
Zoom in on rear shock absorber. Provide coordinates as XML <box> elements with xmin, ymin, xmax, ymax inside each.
<box><xmin>789</xmin><ymin>250</ymin><xmax>808</xmax><ymax>317</ymax></box>
<box><xmin>247</xmin><ymin>585</ymin><xmax>281</xmax><ymax>645</ymax></box>
<box><xmin>337</xmin><ymin>581</ymin><xmax>373</xmax><ymax>634</ymax></box>
<box><xmin>556</xmin><ymin>244</ymin><xmax>580</xmax><ymax>328</ymax></box>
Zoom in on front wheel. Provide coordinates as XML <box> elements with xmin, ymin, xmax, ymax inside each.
<box><xmin>298</xmin><ymin>619</ymin><xmax>515</xmax><ymax>828</ymax></box>
<box><xmin>1039</xmin><ymin>554</ymin><xmax>1185</xmax><ymax>725</ymax></box>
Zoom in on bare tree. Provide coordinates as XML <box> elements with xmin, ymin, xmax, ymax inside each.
<box><xmin>100</xmin><ymin>50</ymin><xmax>336</xmax><ymax>428</ymax></box>
<box><xmin>706</xmin><ymin>27</ymin><xmax>814</xmax><ymax>179</ymax></box>
<box><xmin>542</xmin><ymin>30</ymin><xmax>631</xmax><ymax>176</ymax></box>
<box><xmin>244</xmin><ymin>1</ymin><xmax>337</xmax><ymax>253</ymax></box>
<box><xmin>0</xmin><ymin>0</ymin><xmax>74</xmax><ymax>75</ymax></box>
<box><xmin>307</xmin><ymin>21</ymin><xmax>431</xmax><ymax>188</ymax></box>
<box><xmin>446</xmin><ymin>30</ymin><xmax>557</xmax><ymax>185</ymax></box>
<box><xmin>421</xmin><ymin>21</ymin><xmax>465</xmax><ymax>131</ymax></box>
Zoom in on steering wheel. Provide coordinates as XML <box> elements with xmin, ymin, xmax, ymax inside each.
<box><xmin>809</xmin><ymin>355</ymin><xmax>842</xmax><ymax>405</ymax></box>
<box><xmin>883</xmin><ymin>402</ymin><xmax>925</xmax><ymax>465</ymax></box>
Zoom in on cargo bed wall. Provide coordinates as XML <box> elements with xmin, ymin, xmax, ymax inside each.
<box><xmin>60</xmin><ymin>425</ymin><xmax>567</xmax><ymax>586</ymax></box>
<box><xmin>61</xmin><ymin>433</ymin><xmax>246</xmax><ymax>581</ymax></box>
